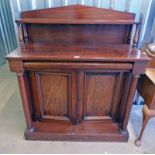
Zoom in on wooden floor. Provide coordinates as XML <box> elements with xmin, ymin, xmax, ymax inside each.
<box><xmin>0</xmin><ymin>62</ymin><xmax>154</xmax><ymax>153</ymax></box>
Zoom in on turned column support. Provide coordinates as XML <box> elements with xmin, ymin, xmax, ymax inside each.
<box><xmin>23</xmin><ymin>24</ymin><xmax>29</xmax><ymax>44</ymax></box>
<box><xmin>8</xmin><ymin>59</ymin><xmax>34</xmax><ymax>132</ymax></box>
<box><xmin>120</xmin><ymin>74</ymin><xmax>140</xmax><ymax>134</ymax></box>
<box><xmin>17</xmin><ymin>72</ymin><xmax>34</xmax><ymax>132</ymax></box>
<box><xmin>127</xmin><ymin>24</ymin><xmax>134</xmax><ymax>45</ymax></box>
<box><xmin>132</xmin><ymin>23</ymin><xmax>140</xmax><ymax>48</ymax></box>
<box><xmin>17</xmin><ymin>22</ymin><xmax>25</xmax><ymax>48</ymax></box>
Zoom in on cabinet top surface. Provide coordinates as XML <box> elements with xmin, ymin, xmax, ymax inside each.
<box><xmin>6</xmin><ymin>45</ymin><xmax>149</xmax><ymax>62</ymax></box>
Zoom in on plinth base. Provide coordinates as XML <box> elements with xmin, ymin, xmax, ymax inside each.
<box><xmin>24</xmin><ymin>121</ymin><xmax>129</xmax><ymax>142</ymax></box>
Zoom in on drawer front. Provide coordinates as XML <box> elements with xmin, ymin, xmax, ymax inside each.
<box><xmin>23</xmin><ymin>62</ymin><xmax>133</xmax><ymax>71</ymax></box>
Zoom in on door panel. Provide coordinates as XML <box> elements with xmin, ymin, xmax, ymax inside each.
<box><xmin>38</xmin><ymin>73</ymin><xmax>70</xmax><ymax>120</ymax></box>
<box><xmin>83</xmin><ymin>72</ymin><xmax>124</xmax><ymax>121</ymax></box>
<box><xmin>31</xmin><ymin>71</ymin><xmax>75</xmax><ymax>122</ymax></box>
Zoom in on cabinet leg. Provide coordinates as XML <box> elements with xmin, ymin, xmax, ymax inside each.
<box><xmin>135</xmin><ymin>105</ymin><xmax>155</xmax><ymax>146</ymax></box>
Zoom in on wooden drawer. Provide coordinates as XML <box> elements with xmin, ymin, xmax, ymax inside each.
<box><xmin>23</xmin><ymin>62</ymin><xmax>133</xmax><ymax>70</ymax></box>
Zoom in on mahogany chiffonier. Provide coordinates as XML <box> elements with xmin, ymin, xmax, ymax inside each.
<box><xmin>6</xmin><ymin>5</ymin><xmax>149</xmax><ymax>142</ymax></box>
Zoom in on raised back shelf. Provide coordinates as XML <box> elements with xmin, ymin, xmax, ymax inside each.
<box><xmin>16</xmin><ymin>5</ymin><xmax>141</xmax><ymax>50</ymax></box>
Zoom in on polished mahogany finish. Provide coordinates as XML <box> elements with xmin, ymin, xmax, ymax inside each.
<box><xmin>6</xmin><ymin>5</ymin><xmax>149</xmax><ymax>142</ymax></box>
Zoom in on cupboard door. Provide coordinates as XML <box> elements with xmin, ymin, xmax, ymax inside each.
<box><xmin>83</xmin><ymin>72</ymin><xmax>125</xmax><ymax>121</ymax></box>
<box><xmin>30</xmin><ymin>71</ymin><xmax>76</xmax><ymax>123</ymax></box>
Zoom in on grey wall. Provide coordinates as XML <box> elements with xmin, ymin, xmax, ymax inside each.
<box><xmin>10</xmin><ymin>0</ymin><xmax>152</xmax><ymax>46</ymax></box>
<box><xmin>142</xmin><ymin>0</ymin><xmax>155</xmax><ymax>44</ymax></box>
<box><xmin>0</xmin><ymin>0</ymin><xmax>18</xmax><ymax>65</ymax></box>
<box><xmin>10</xmin><ymin>0</ymin><xmax>146</xmax><ymax>19</ymax></box>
